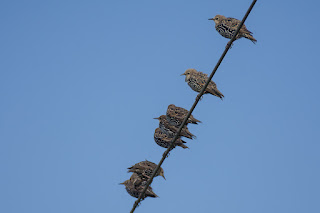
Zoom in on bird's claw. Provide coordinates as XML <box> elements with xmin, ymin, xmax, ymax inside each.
<box><xmin>196</xmin><ymin>94</ymin><xmax>203</xmax><ymax>101</ymax></box>
<box><xmin>226</xmin><ymin>41</ymin><xmax>233</xmax><ymax>49</ymax></box>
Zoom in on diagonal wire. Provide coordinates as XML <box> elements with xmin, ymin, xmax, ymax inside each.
<box><xmin>130</xmin><ymin>0</ymin><xmax>257</xmax><ymax>212</ymax></box>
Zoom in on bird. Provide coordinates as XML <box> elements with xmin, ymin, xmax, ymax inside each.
<box><xmin>208</xmin><ymin>15</ymin><xmax>257</xmax><ymax>44</ymax></box>
<box><xmin>154</xmin><ymin>115</ymin><xmax>196</xmax><ymax>139</ymax></box>
<box><xmin>128</xmin><ymin>160</ymin><xmax>166</xmax><ymax>180</ymax></box>
<box><xmin>120</xmin><ymin>173</ymin><xmax>158</xmax><ymax>199</ymax></box>
<box><xmin>166</xmin><ymin>104</ymin><xmax>201</xmax><ymax>127</ymax></box>
<box><xmin>154</xmin><ymin>128</ymin><xmax>189</xmax><ymax>149</ymax></box>
<box><xmin>181</xmin><ymin>68</ymin><xmax>224</xmax><ymax>99</ymax></box>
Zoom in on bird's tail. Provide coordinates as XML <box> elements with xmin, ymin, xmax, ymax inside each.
<box><xmin>189</xmin><ymin>116</ymin><xmax>202</xmax><ymax>124</ymax></box>
<box><xmin>244</xmin><ymin>33</ymin><xmax>257</xmax><ymax>44</ymax></box>
<box><xmin>146</xmin><ymin>189</ymin><xmax>158</xmax><ymax>198</ymax></box>
<box><xmin>178</xmin><ymin>143</ymin><xmax>189</xmax><ymax>149</ymax></box>
<box><xmin>127</xmin><ymin>165</ymin><xmax>143</xmax><ymax>173</ymax></box>
<box><xmin>127</xmin><ymin>168</ymin><xmax>135</xmax><ymax>173</ymax></box>
<box><xmin>181</xmin><ymin>139</ymin><xmax>187</xmax><ymax>143</ymax></box>
<box><xmin>177</xmin><ymin>139</ymin><xmax>189</xmax><ymax>149</ymax></box>
<box><xmin>182</xmin><ymin>129</ymin><xmax>196</xmax><ymax>139</ymax></box>
<box><xmin>206</xmin><ymin>88</ymin><xmax>224</xmax><ymax>100</ymax></box>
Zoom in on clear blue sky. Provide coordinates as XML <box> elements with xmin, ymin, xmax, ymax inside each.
<box><xmin>1</xmin><ymin>0</ymin><xmax>319</xmax><ymax>212</ymax></box>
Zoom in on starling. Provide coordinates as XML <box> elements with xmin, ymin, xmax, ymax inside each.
<box><xmin>128</xmin><ymin>160</ymin><xmax>166</xmax><ymax>180</ymax></box>
<box><xmin>120</xmin><ymin>173</ymin><xmax>158</xmax><ymax>199</ymax></box>
<box><xmin>166</xmin><ymin>104</ymin><xmax>201</xmax><ymax>127</ymax></box>
<box><xmin>154</xmin><ymin>115</ymin><xmax>196</xmax><ymax>139</ymax></box>
<box><xmin>154</xmin><ymin>128</ymin><xmax>189</xmax><ymax>149</ymax></box>
<box><xmin>209</xmin><ymin>15</ymin><xmax>257</xmax><ymax>44</ymax></box>
<box><xmin>181</xmin><ymin>68</ymin><xmax>224</xmax><ymax>99</ymax></box>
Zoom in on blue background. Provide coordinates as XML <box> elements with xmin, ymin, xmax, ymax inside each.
<box><xmin>1</xmin><ymin>0</ymin><xmax>319</xmax><ymax>212</ymax></box>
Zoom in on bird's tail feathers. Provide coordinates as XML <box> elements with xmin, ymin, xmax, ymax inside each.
<box><xmin>189</xmin><ymin>116</ymin><xmax>202</xmax><ymax>124</ymax></box>
<box><xmin>244</xmin><ymin>33</ymin><xmax>257</xmax><ymax>44</ymax></box>
<box><xmin>181</xmin><ymin>139</ymin><xmax>187</xmax><ymax>144</ymax></box>
<box><xmin>178</xmin><ymin>143</ymin><xmax>189</xmax><ymax>149</ymax></box>
<box><xmin>206</xmin><ymin>88</ymin><xmax>224</xmax><ymax>100</ymax></box>
<box><xmin>183</xmin><ymin>132</ymin><xmax>196</xmax><ymax>140</ymax></box>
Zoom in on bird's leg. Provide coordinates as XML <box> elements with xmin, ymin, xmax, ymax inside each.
<box><xmin>196</xmin><ymin>94</ymin><xmax>203</xmax><ymax>101</ymax></box>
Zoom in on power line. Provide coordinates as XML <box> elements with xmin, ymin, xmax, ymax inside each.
<box><xmin>129</xmin><ymin>0</ymin><xmax>258</xmax><ymax>212</ymax></box>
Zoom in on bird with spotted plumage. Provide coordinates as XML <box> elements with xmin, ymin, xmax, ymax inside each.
<box><xmin>208</xmin><ymin>15</ymin><xmax>257</xmax><ymax>44</ymax></box>
<box><xmin>127</xmin><ymin>160</ymin><xmax>166</xmax><ymax>180</ymax></box>
<box><xmin>154</xmin><ymin>128</ymin><xmax>189</xmax><ymax>149</ymax></box>
<box><xmin>166</xmin><ymin>104</ymin><xmax>201</xmax><ymax>127</ymax></box>
<box><xmin>154</xmin><ymin>115</ymin><xmax>196</xmax><ymax>139</ymax></box>
<box><xmin>181</xmin><ymin>68</ymin><xmax>224</xmax><ymax>100</ymax></box>
<box><xmin>120</xmin><ymin>173</ymin><xmax>158</xmax><ymax>199</ymax></box>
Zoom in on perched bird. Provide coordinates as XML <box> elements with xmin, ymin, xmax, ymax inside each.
<box><xmin>120</xmin><ymin>173</ymin><xmax>158</xmax><ymax>199</ymax></box>
<box><xmin>154</xmin><ymin>128</ymin><xmax>189</xmax><ymax>149</ymax></box>
<box><xmin>208</xmin><ymin>15</ymin><xmax>257</xmax><ymax>44</ymax></box>
<box><xmin>128</xmin><ymin>160</ymin><xmax>166</xmax><ymax>180</ymax></box>
<box><xmin>166</xmin><ymin>104</ymin><xmax>201</xmax><ymax>127</ymax></box>
<box><xmin>154</xmin><ymin>115</ymin><xmax>196</xmax><ymax>139</ymax></box>
<box><xmin>181</xmin><ymin>68</ymin><xmax>224</xmax><ymax>99</ymax></box>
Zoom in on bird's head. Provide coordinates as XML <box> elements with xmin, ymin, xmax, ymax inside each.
<box><xmin>208</xmin><ymin>15</ymin><xmax>225</xmax><ymax>24</ymax></box>
<box><xmin>153</xmin><ymin>115</ymin><xmax>166</xmax><ymax>121</ymax></box>
<box><xmin>155</xmin><ymin>128</ymin><xmax>161</xmax><ymax>134</ymax></box>
<box><xmin>167</xmin><ymin>104</ymin><xmax>176</xmax><ymax>112</ymax></box>
<box><xmin>119</xmin><ymin>180</ymin><xmax>129</xmax><ymax>186</ymax></box>
<box><xmin>181</xmin><ymin>68</ymin><xmax>197</xmax><ymax>81</ymax></box>
<box><xmin>159</xmin><ymin>168</ymin><xmax>166</xmax><ymax>180</ymax></box>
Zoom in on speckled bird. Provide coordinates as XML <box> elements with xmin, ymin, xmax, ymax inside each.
<box><xmin>166</xmin><ymin>104</ymin><xmax>201</xmax><ymax>127</ymax></box>
<box><xmin>128</xmin><ymin>160</ymin><xmax>166</xmax><ymax>180</ymax></box>
<box><xmin>154</xmin><ymin>128</ymin><xmax>189</xmax><ymax>149</ymax></box>
<box><xmin>154</xmin><ymin>115</ymin><xmax>196</xmax><ymax>139</ymax></box>
<box><xmin>129</xmin><ymin>172</ymin><xmax>146</xmax><ymax>186</ymax></box>
<box><xmin>209</xmin><ymin>15</ymin><xmax>257</xmax><ymax>43</ymax></box>
<box><xmin>120</xmin><ymin>173</ymin><xmax>158</xmax><ymax>199</ymax></box>
<box><xmin>181</xmin><ymin>68</ymin><xmax>224</xmax><ymax>99</ymax></box>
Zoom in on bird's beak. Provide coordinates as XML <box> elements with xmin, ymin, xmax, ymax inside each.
<box><xmin>180</xmin><ymin>73</ymin><xmax>186</xmax><ymax>76</ymax></box>
<box><xmin>119</xmin><ymin>182</ymin><xmax>125</xmax><ymax>185</ymax></box>
<box><xmin>208</xmin><ymin>18</ymin><xmax>214</xmax><ymax>20</ymax></box>
<box><xmin>161</xmin><ymin>174</ymin><xmax>166</xmax><ymax>180</ymax></box>
<box><xmin>153</xmin><ymin>117</ymin><xmax>159</xmax><ymax>120</ymax></box>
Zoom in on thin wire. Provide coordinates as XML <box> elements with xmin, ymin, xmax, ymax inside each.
<box><xmin>130</xmin><ymin>0</ymin><xmax>257</xmax><ymax>212</ymax></box>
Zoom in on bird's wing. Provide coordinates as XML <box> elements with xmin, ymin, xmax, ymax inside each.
<box><xmin>225</xmin><ymin>17</ymin><xmax>241</xmax><ymax>28</ymax></box>
<box><xmin>227</xmin><ymin>17</ymin><xmax>252</xmax><ymax>34</ymax></box>
<box><xmin>194</xmin><ymin>72</ymin><xmax>208</xmax><ymax>87</ymax></box>
<box><xmin>173</xmin><ymin>113</ymin><xmax>185</xmax><ymax>122</ymax></box>
<box><xmin>168</xmin><ymin>124</ymin><xmax>179</xmax><ymax>132</ymax></box>
<box><xmin>174</xmin><ymin>106</ymin><xmax>188</xmax><ymax>115</ymax></box>
<box><xmin>143</xmin><ymin>160</ymin><xmax>157</xmax><ymax>169</ymax></box>
<box><xmin>128</xmin><ymin>164</ymin><xmax>144</xmax><ymax>171</ymax></box>
<box><xmin>209</xmin><ymin>80</ymin><xmax>217</xmax><ymax>88</ymax></box>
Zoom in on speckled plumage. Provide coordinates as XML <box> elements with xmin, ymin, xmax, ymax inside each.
<box><xmin>154</xmin><ymin>115</ymin><xmax>196</xmax><ymax>139</ymax></box>
<box><xmin>181</xmin><ymin>68</ymin><xmax>224</xmax><ymax>99</ymax></box>
<box><xmin>128</xmin><ymin>160</ymin><xmax>165</xmax><ymax>180</ymax></box>
<box><xmin>120</xmin><ymin>173</ymin><xmax>158</xmax><ymax>199</ymax></box>
<box><xmin>166</xmin><ymin>104</ymin><xmax>201</xmax><ymax>127</ymax></box>
<box><xmin>154</xmin><ymin>128</ymin><xmax>189</xmax><ymax>149</ymax></box>
<box><xmin>209</xmin><ymin>15</ymin><xmax>257</xmax><ymax>43</ymax></box>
